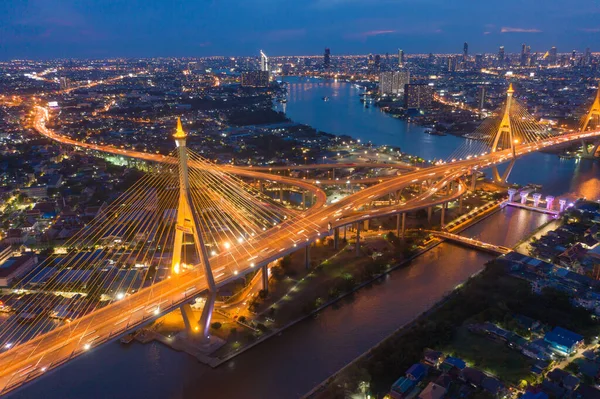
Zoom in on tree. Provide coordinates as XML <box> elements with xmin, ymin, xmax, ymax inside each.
<box><xmin>211</xmin><ymin>322</ymin><xmax>222</xmax><ymax>330</ymax></box>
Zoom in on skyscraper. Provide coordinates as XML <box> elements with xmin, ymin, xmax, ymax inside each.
<box><xmin>324</xmin><ymin>48</ymin><xmax>331</xmax><ymax>69</ymax></box>
<box><xmin>585</xmin><ymin>48</ymin><xmax>591</xmax><ymax>66</ymax></box>
<box><xmin>498</xmin><ymin>46</ymin><xmax>505</xmax><ymax>67</ymax></box>
<box><xmin>520</xmin><ymin>43</ymin><xmax>527</xmax><ymax>66</ymax></box>
<box><xmin>398</xmin><ymin>49</ymin><xmax>405</xmax><ymax>66</ymax></box>
<box><xmin>260</xmin><ymin>50</ymin><xmax>269</xmax><ymax>73</ymax></box>
<box><xmin>59</xmin><ymin>77</ymin><xmax>70</xmax><ymax>91</ymax></box>
<box><xmin>475</xmin><ymin>54</ymin><xmax>483</xmax><ymax>69</ymax></box>
<box><xmin>379</xmin><ymin>71</ymin><xmax>410</xmax><ymax>95</ymax></box>
<box><xmin>374</xmin><ymin>54</ymin><xmax>381</xmax><ymax>70</ymax></box>
<box><xmin>463</xmin><ymin>42</ymin><xmax>469</xmax><ymax>62</ymax></box>
<box><xmin>478</xmin><ymin>86</ymin><xmax>487</xmax><ymax>110</ymax></box>
<box><xmin>549</xmin><ymin>46</ymin><xmax>558</xmax><ymax>65</ymax></box>
<box><xmin>447</xmin><ymin>56</ymin><xmax>457</xmax><ymax>72</ymax></box>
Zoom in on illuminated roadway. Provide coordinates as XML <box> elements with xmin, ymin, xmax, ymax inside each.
<box><xmin>1</xmin><ymin>108</ymin><xmax>599</xmax><ymax>394</ymax></box>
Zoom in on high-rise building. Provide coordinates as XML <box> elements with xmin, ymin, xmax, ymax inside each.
<box><xmin>324</xmin><ymin>48</ymin><xmax>331</xmax><ymax>69</ymax></box>
<box><xmin>475</xmin><ymin>54</ymin><xmax>483</xmax><ymax>69</ymax></box>
<box><xmin>404</xmin><ymin>83</ymin><xmax>434</xmax><ymax>110</ymax></box>
<box><xmin>520</xmin><ymin>43</ymin><xmax>527</xmax><ymax>66</ymax></box>
<box><xmin>241</xmin><ymin>71</ymin><xmax>269</xmax><ymax>87</ymax></box>
<box><xmin>260</xmin><ymin>50</ymin><xmax>269</xmax><ymax>72</ymax></box>
<box><xmin>379</xmin><ymin>71</ymin><xmax>410</xmax><ymax>95</ymax></box>
<box><xmin>447</xmin><ymin>56</ymin><xmax>457</xmax><ymax>72</ymax></box>
<box><xmin>498</xmin><ymin>46</ymin><xmax>505</xmax><ymax>67</ymax></box>
<box><xmin>549</xmin><ymin>46</ymin><xmax>558</xmax><ymax>65</ymax></box>
<box><xmin>478</xmin><ymin>86</ymin><xmax>487</xmax><ymax>110</ymax></box>
<box><xmin>585</xmin><ymin>48</ymin><xmax>592</xmax><ymax>66</ymax></box>
<box><xmin>374</xmin><ymin>54</ymin><xmax>381</xmax><ymax>70</ymax></box>
<box><xmin>59</xmin><ymin>77</ymin><xmax>70</xmax><ymax>91</ymax></box>
<box><xmin>398</xmin><ymin>49</ymin><xmax>405</xmax><ymax>66</ymax></box>
<box><xmin>463</xmin><ymin>42</ymin><xmax>469</xmax><ymax>62</ymax></box>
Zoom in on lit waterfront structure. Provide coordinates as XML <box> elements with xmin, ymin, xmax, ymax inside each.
<box><xmin>379</xmin><ymin>71</ymin><xmax>410</xmax><ymax>96</ymax></box>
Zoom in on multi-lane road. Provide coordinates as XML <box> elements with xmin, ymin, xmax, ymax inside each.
<box><xmin>0</xmin><ymin>107</ymin><xmax>598</xmax><ymax>394</ymax></box>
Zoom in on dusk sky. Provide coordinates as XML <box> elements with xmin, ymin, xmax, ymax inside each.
<box><xmin>1</xmin><ymin>0</ymin><xmax>599</xmax><ymax>60</ymax></box>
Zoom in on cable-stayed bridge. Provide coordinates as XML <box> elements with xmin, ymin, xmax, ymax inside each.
<box><xmin>1</xmin><ymin>84</ymin><xmax>600</xmax><ymax>394</ymax></box>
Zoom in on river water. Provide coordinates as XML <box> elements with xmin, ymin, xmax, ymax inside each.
<box><xmin>9</xmin><ymin>78</ymin><xmax>598</xmax><ymax>399</ymax></box>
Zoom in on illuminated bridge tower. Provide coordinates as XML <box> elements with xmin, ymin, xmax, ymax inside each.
<box><xmin>490</xmin><ymin>83</ymin><xmax>517</xmax><ymax>183</ymax></box>
<box><xmin>581</xmin><ymin>85</ymin><xmax>600</xmax><ymax>159</ymax></box>
<box><xmin>172</xmin><ymin>118</ymin><xmax>216</xmax><ymax>341</ymax></box>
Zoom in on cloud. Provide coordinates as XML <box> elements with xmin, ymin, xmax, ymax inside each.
<box><xmin>500</xmin><ymin>27</ymin><xmax>541</xmax><ymax>33</ymax></box>
<box><xmin>483</xmin><ymin>31</ymin><xmax>491</xmax><ymax>35</ymax></box>
<box><xmin>579</xmin><ymin>27</ymin><xmax>600</xmax><ymax>32</ymax></box>
<box><xmin>346</xmin><ymin>29</ymin><xmax>396</xmax><ymax>40</ymax></box>
<box><xmin>266</xmin><ymin>28</ymin><xmax>307</xmax><ymax>41</ymax></box>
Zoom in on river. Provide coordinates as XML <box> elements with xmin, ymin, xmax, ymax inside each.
<box><xmin>8</xmin><ymin>78</ymin><xmax>596</xmax><ymax>399</ymax></box>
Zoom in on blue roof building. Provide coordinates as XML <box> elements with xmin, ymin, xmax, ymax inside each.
<box><xmin>406</xmin><ymin>363</ymin><xmax>428</xmax><ymax>381</ymax></box>
<box><xmin>544</xmin><ymin>327</ymin><xmax>584</xmax><ymax>355</ymax></box>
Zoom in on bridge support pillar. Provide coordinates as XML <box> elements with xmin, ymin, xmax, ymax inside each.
<box><xmin>470</xmin><ymin>173</ymin><xmax>477</xmax><ymax>191</ymax></box>
<box><xmin>343</xmin><ymin>225</ymin><xmax>347</xmax><ymax>241</ymax></box>
<box><xmin>427</xmin><ymin>207</ymin><xmax>433</xmax><ymax>225</ymax></box>
<box><xmin>401</xmin><ymin>213</ymin><xmax>406</xmax><ymax>238</ymax></box>
<box><xmin>332</xmin><ymin>168</ymin><xmax>335</xmax><ymax>180</ymax></box>
<box><xmin>520</xmin><ymin>190</ymin><xmax>530</xmax><ymax>205</ymax></box>
<box><xmin>333</xmin><ymin>227</ymin><xmax>340</xmax><ymax>250</ymax></box>
<box><xmin>279</xmin><ymin>184</ymin><xmax>283</xmax><ymax>203</ymax></box>
<box><xmin>197</xmin><ymin>292</ymin><xmax>216</xmax><ymax>342</ymax></box>
<box><xmin>302</xmin><ymin>190</ymin><xmax>306</xmax><ymax>210</ymax></box>
<box><xmin>396</xmin><ymin>213</ymin><xmax>401</xmax><ymax>237</ymax></box>
<box><xmin>261</xmin><ymin>264</ymin><xmax>269</xmax><ymax>292</ymax></box>
<box><xmin>532</xmin><ymin>193</ymin><xmax>542</xmax><ymax>208</ymax></box>
<box><xmin>355</xmin><ymin>223</ymin><xmax>361</xmax><ymax>256</ymax></box>
<box><xmin>559</xmin><ymin>199</ymin><xmax>567</xmax><ymax>213</ymax></box>
<box><xmin>363</xmin><ymin>219</ymin><xmax>369</xmax><ymax>231</ymax></box>
<box><xmin>180</xmin><ymin>303</ymin><xmax>197</xmax><ymax>335</ymax></box>
<box><xmin>305</xmin><ymin>245</ymin><xmax>310</xmax><ymax>270</ymax></box>
<box><xmin>441</xmin><ymin>203</ymin><xmax>446</xmax><ymax>228</ymax></box>
<box><xmin>508</xmin><ymin>189</ymin><xmax>517</xmax><ymax>202</ymax></box>
<box><xmin>546</xmin><ymin>196</ymin><xmax>555</xmax><ymax>211</ymax></box>
<box><xmin>581</xmin><ymin>140</ymin><xmax>600</xmax><ymax>159</ymax></box>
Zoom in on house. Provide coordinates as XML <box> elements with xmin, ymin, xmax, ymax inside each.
<box><xmin>520</xmin><ymin>392</ymin><xmax>548</xmax><ymax>399</ymax></box>
<box><xmin>406</xmin><ymin>363</ymin><xmax>428</xmax><ymax>381</ymax></box>
<box><xmin>390</xmin><ymin>377</ymin><xmax>416</xmax><ymax>399</ymax></box>
<box><xmin>423</xmin><ymin>349</ymin><xmax>445</xmax><ymax>367</ymax></box>
<box><xmin>544</xmin><ymin>327</ymin><xmax>584</xmax><ymax>355</ymax></box>
<box><xmin>461</xmin><ymin>367</ymin><xmax>485</xmax><ymax>386</ymax></box>
<box><xmin>418</xmin><ymin>382</ymin><xmax>446</xmax><ymax>399</ymax></box>
<box><xmin>0</xmin><ymin>255</ymin><xmax>38</xmax><ymax>287</ymax></box>
<box><xmin>440</xmin><ymin>356</ymin><xmax>466</xmax><ymax>372</ymax></box>
<box><xmin>481</xmin><ymin>376</ymin><xmax>505</xmax><ymax>396</ymax></box>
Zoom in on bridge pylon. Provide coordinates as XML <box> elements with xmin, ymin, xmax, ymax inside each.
<box><xmin>171</xmin><ymin>118</ymin><xmax>216</xmax><ymax>340</ymax></box>
<box><xmin>490</xmin><ymin>83</ymin><xmax>517</xmax><ymax>183</ymax></box>
<box><xmin>581</xmin><ymin>85</ymin><xmax>600</xmax><ymax>159</ymax></box>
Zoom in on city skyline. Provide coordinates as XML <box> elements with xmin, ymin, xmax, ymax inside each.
<box><xmin>1</xmin><ymin>0</ymin><xmax>599</xmax><ymax>60</ymax></box>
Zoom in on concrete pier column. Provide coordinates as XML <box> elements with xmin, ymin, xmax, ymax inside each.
<box><xmin>343</xmin><ymin>225</ymin><xmax>347</xmax><ymax>240</ymax></box>
<box><xmin>180</xmin><ymin>303</ymin><xmax>197</xmax><ymax>335</ymax></box>
<box><xmin>355</xmin><ymin>223</ymin><xmax>361</xmax><ymax>256</ymax></box>
<box><xmin>279</xmin><ymin>184</ymin><xmax>283</xmax><ymax>202</ymax></box>
<box><xmin>441</xmin><ymin>203</ymin><xmax>446</xmax><ymax>228</ymax></box>
<box><xmin>302</xmin><ymin>190</ymin><xmax>306</xmax><ymax>210</ymax></box>
<box><xmin>508</xmin><ymin>188</ymin><xmax>517</xmax><ymax>202</ymax></box>
<box><xmin>559</xmin><ymin>199</ymin><xmax>567</xmax><ymax>213</ymax></box>
<box><xmin>305</xmin><ymin>245</ymin><xmax>310</xmax><ymax>270</ymax></box>
<box><xmin>332</xmin><ymin>168</ymin><xmax>335</xmax><ymax>180</ymax></box>
<box><xmin>520</xmin><ymin>191</ymin><xmax>529</xmax><ymax>205</ymax></box>
<box><xmin>396</xmin><ymin>213</ymin><xmax>401</xmax><ymax>236</ymax></box>
<box><xmin>470</xmin><ymin>173</ymin><xmax>477</xmax><ymax>191</ymax></box>
<box><xmin>546</xmin><ymin>196</ymin><xmax>555</xmax><ymax>211</ymax></box>
<box><xmin>427</xmin><ymin>206</ymin><xmax>433</xmax><ymax>224</ymax></box>
<box><xmin>363</xmin><ymin>219</ymin><xmax>369</xmax><ymax>231</ymax></box>
<box><xmin>197</xmin><ymin>292</ymin><xmax>216</xmax><ymax>342</ymax></box>
<box><xmin>259</xmin><ymin>180</ymin><xmax>263</xmax><ymax>193</ymax></box>
<box><xmin>261</xmin><ymin>264</ymin><xmax>269</xmax><ymax>292</ymax></box>
<box><xmin>401</xmin><ymin>213</ymin><xmax>406</xmax><ymax>238</ymax></box>
<box><xmin>334</xmin><ymin>227</ymin><xmax>340</xmax><ymax>250</ymax></box>
<box><xmin>532</xmin><ymin>193</ymin><xmax>542</xmax><ymax>208</ymax></box>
